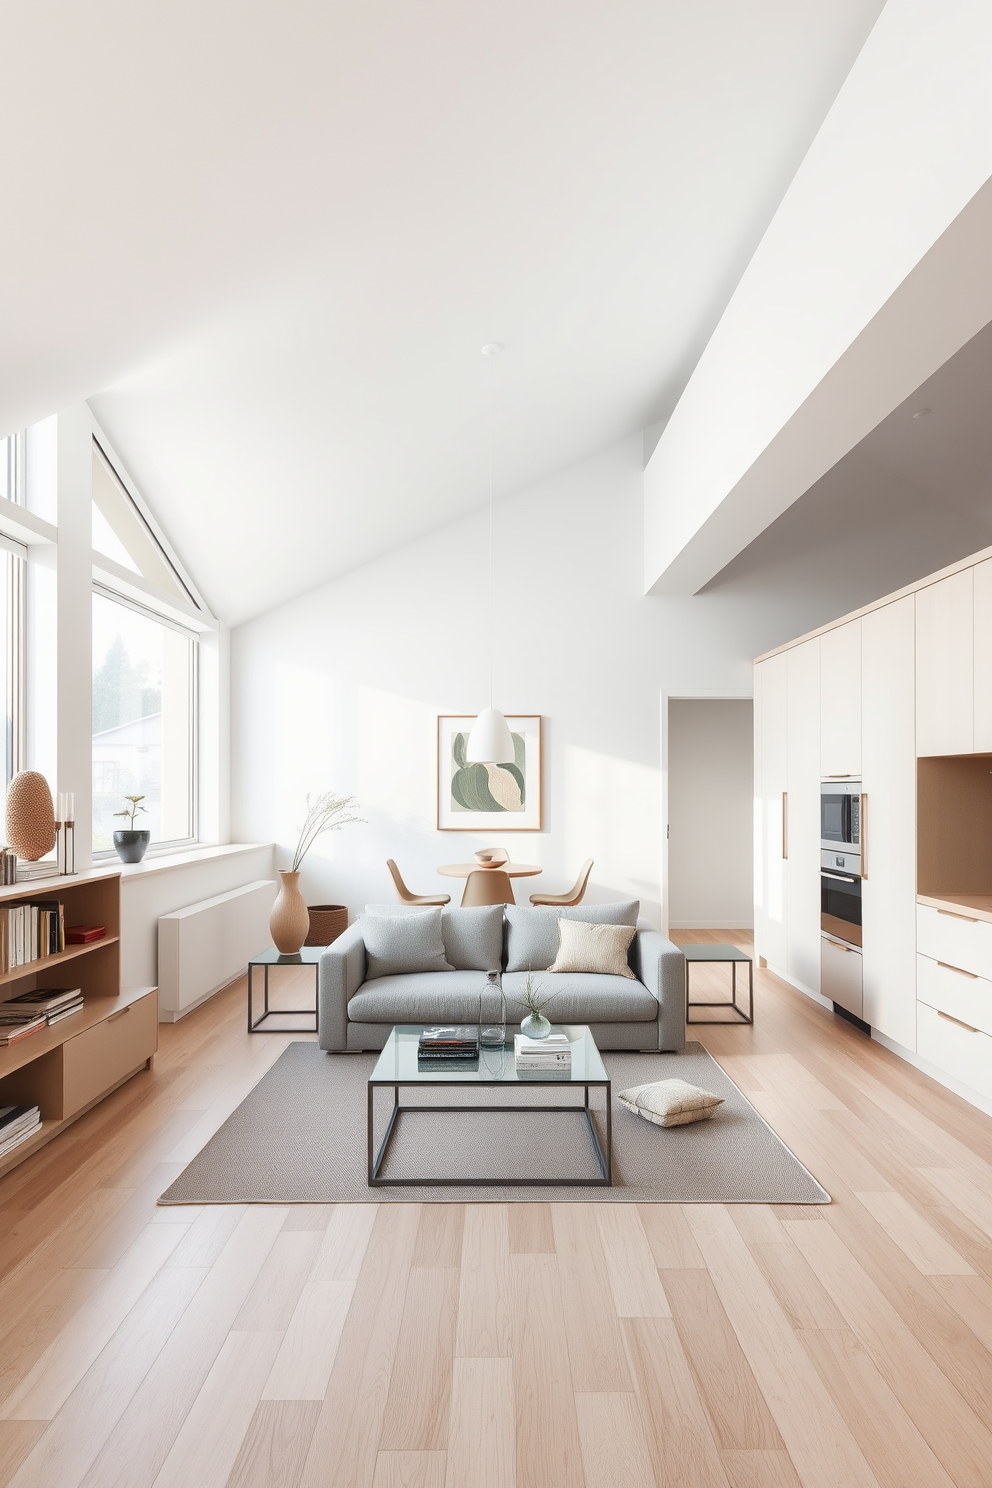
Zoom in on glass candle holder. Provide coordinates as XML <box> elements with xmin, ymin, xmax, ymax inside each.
<box><xmin>62</xmin><ymin>792</ymin><xmax>75</xmax><ymax>875</ymax></box>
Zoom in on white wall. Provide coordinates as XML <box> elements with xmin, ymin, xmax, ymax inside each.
<box><xmin>667</xmin><ymin>700</ymin><xmax>753</xmax><ymax>929</ymax></box>
<box><xmin>231</xmin><ymin>436</ymin><xmax>840</xmax><ymax>928</ymax></box>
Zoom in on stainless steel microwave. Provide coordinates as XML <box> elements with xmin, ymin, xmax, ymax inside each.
<box><xmin>820</xmin><ymin>780</ymin><xmax>861</xmax><ymax>859</ymax></box>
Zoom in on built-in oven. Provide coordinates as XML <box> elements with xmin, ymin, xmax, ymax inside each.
<box><xmin>821</xmin><ymin>865</ymin><xmax>864</xmax><ymax>1021</ymax></box>
<box><xmin>820</xmin><ymin>780</ymin><xmax>862</xmax><ymax>859</ymax></box>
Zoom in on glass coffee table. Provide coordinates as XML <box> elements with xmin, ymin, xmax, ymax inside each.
<box><xmin>367</xmin><ymin>1024</ymin><xmax>612</xmax><ymax>1187</ymax></box>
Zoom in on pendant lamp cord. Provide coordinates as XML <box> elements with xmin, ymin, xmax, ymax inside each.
<box><xmin>487</xmin><ymin>349</ymin><xmax>494</xmax><ymax>710</ymax></box>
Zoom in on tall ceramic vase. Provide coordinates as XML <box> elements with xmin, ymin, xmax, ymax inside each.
<box><xmin>270</xmin><ymin>870</ymin><xmax>310</xmax><ymax>954</ymax></box>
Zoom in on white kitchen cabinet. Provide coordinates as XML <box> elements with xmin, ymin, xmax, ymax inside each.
<box><xmin>820</xmin><ymin>620</ymin><xmax>861</xmax><ymax>777</ymax></box>
<box><xmin>786</xmin><ymin>639</ymin><xmax>820</xmax><ymax>995</ymax></box>
<box><xmin>916</xmin><ymin>569</ymin><xmax>974</xmax><ymax>756</ymax></box>
<box><xmin>754</xmin><ymin>651</ymin><xmax>787</xmax><ymax>974</ymax></box>
<box><xmin>973</xmin><ymin>559</ymin><xmax>992</xmax><ymax>750</ymax></box>
<box><xmin>861</xmin><ymin>597</ymin><xmax>917</xmax><ymax>1050</ymax></box>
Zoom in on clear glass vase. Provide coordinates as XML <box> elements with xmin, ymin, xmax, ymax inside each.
<box><xmin>520</xmin><ymin>1011</ymin><xmax>551</xmax><ymax>1040</ymax></box>
<box><xmin>479</xmin><ymin>970</ymin><xmax>506</xmax><ymax>1046</ymax></box>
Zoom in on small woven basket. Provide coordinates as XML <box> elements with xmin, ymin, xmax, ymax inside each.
<box><xmin>305</xmin><ymin>904</ymin><xmax>349</xmax><ymax>947</ymax></box>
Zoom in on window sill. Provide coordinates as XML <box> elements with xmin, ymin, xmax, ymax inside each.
<box><xmin>114</xmin><ymin>843</ymin><xmax>275</xmax><ymax>880</ymax></box>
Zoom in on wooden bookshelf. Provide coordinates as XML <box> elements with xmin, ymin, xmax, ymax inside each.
<box><xmin>0</xmin><ymin>868</ymin><xmax>158</xmax><ymax>1179</ymax></box>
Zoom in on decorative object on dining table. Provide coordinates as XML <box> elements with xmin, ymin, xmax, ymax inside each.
<box><xmin>516</xmin><ymin>969</ymin><xmax>559</xmax><ymax>1040</ymax></box>
<box><xmin>271</xmin><ymin>792</ymin><xmax>365</xmax><ymax>954</ymax></box>
<box><xmin>4</xmin><ymin>771</ymin><xmax>56</xmax><ymax>862</ymax></box>
<box><xmin>479</xmin><ymin>969</ymin><xmax>506</xmax><ymax>1047</ymax></box>
<box><xmin>437</xmin><ymin>714</ymin><xmax>542</xmax><ymax>831</ymax></box>
<box><xmin>474</xmin><ymin>847</ymin><xmax>508</xmax><ymax>866</ymax></box>
<box><xmin>111</xmin><ymin>793</ymin><xmax>148</xmax><ymax>864</ymax></box>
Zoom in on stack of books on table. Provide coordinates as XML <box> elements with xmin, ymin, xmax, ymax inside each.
<box><xmin>514</xmin><ymin>1032</ymin><xmax>572</xmax><ymax>1075</ymax></box>
<box><xmin>0</xmin><ymin>1105</ymin><xmax>42</xmax><ymax>1160</ymax></box>
<box><xmin>418</xmin><ymin>1026</ymin><xmax>479</xmax><ymax>1063</ymax></box>
<box><xmin>2</xmin><ymin>987</ymin><xmax>84</xmax><ymax>1026</ymax></box>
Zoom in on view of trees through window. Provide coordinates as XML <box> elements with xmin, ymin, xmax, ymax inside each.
<box><xmin>92</xmin><ymin>593</ymin><xmax>195</xmax><ymax>851</ymax></box>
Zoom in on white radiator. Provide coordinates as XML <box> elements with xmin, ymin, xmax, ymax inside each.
<box><xmin>158</xmin><ymin>879</ymin><xmax>276</xmax><ymax>1021</ymax></box>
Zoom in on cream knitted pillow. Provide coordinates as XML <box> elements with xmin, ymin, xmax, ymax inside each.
<box><xmin>548</xmin><ymin>918</ymin><xmax>636</xmax><ymax>979</ymax></box>
<box><xmin>618</xmin><ymin>1079</ymin><xmax>724</xmax><ymax>1128</ymax></box>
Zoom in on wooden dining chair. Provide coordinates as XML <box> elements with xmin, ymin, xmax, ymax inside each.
<box><xmin>529</xmin><ymin>858</ymin><xmax>594</xmax><ymax>907</ymax></box>
<box><xmin>461</xmin><ymin>869</ymin><xmax>515</xmax><ymax>907</ymax></box>
<box><xmin>386</xmin><ymin>859</ymin><xmax>450</xmax><ymax>907</ymax></box>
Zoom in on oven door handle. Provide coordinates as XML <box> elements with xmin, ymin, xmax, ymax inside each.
<box><xmin>821</xmin><ymin>871</ymin><xmax>859</xmax><ymax>883</ymax></box>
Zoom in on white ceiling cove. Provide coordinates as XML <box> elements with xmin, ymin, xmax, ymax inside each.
<box><xmin>1</xmin><ymin>1</ymin><xmax>884</xmax><ymax>624</ymax></box>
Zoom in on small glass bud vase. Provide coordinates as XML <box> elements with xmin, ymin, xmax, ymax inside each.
<box><xmin>520</xmin><ymin>1011</ymin><xmax>551</xmax><ymax>1040</ymax></box>
<box><xmin>479</xmin><ymin>969</ymin><xmax>506</xmax><ymax>1047</ymax></box>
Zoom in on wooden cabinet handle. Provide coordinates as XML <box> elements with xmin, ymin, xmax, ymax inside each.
<box><xmin>937</xmin><ymin>1010</ymin><xmax>979</xmax><ymax>1033</ymax></box>
<box><xmin>937</xmin><ymin>961</ymin><xmax>978</xmax><ymax>979</ymax></box>
<box><xmin>107</xmin><ymin>1006</ymin><xmax>130</xmax><ymax>1023</ymax></box>
<box><xmin>937</xmin><ymin>908</ymin><xmax>979</xmax><ymax>922</ymax></box>
<box><xmin>781</xmin><ymin>792</ymin><xmax>788</xmax><ymax>860</ymax></box>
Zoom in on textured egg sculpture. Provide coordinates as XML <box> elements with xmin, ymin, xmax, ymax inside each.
<box><xmin>5</xmin><ymin>771</ymin><xmax>56</xmax><ymax>861</ymax></box>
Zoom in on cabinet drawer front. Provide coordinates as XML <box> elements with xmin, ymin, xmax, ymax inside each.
<box><xmin>917</xmin><ymin>954</ymin><xmax>992</xmax><ymax>1038</ymax></box>
<box><xmin>63</xmin><ymin>993</ymin><xmax>157</xmax><ymax>1118</ymax></box>
<box><xmin>917</xmin><ymin>905</ymin><xmax>992</xmax><ymax>980</ymax></box>
<box><xmin>917</xmin><ymin>1002</ymin><xmax>992</xmax><ymax>1102</ymax></box>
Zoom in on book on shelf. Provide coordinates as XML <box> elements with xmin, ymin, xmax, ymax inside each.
<box><xmin>0</xmin><ymin>899</ymin><xmax>66</xmax><ymax>973</ymax></box>
<box><xmin>65</xmin><ymin>925</ymin><xmax>105</xmax><ymax>945</ymax></box>
<box><xmin>0</xmin><ymin>1012</ymin><xmax>48</xmax><ymax>1044</ymax></box>
<box><xmin>0</xmin><ymin>849</ymin><xmax>17</xmax><ymax>885</ymax></box>
<box><xmin>2</xmin><ymin>986</ymin><xmax>82</xmax><ymax>1014</ymax></box>
<box><xmin>0</xmin><ymin>1105</ymin><xmax>42</xmax><ymax>1159</ymax></box>
<box><xmin>15</xmin><ymin>859</ymin><xmax>60</xmax><ymax>882</ymax></box>
<box><xmin>46</xmin><ymin>1000</ymin><xmax>84</xmax><ymax>1025</ymax></box>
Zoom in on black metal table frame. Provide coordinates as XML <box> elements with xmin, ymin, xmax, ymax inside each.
<box><xmin>247</xmin><ymin>960</ymin><xmax>319</xmax><ymax>1033</ymax></box>
<box><xmin>685</xmin><ymin>955</ymin><xmax>754</xmax><ymax>1025</ymax></box>
<box><xmin>367</xmin><ymin>1076</ymin><xmax>612</xmax><ymax>1187</ymax></box>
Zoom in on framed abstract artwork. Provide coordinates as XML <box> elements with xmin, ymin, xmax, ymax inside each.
<box><xmin>437</xmin><ymin>715</ymin><xmax>542</xmax><ymax>831</ymax></box>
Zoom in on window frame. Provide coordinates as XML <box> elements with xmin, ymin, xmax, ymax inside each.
<box><xmin>91</xmin><ymin>584</ymin><xmax>200</xmax><ymax>859</ymax></box>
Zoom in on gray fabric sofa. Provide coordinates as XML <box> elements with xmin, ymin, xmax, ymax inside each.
<box><xmin>317</xmin><ymin>902</ymin><xmax>686</xmax><ymax>1053</ymax></box>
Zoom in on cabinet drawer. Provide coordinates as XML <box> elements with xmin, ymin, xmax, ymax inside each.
<box><xmin>917</xmin><ymin>1002</ymin><xmax>992</xmax><ymax>1102</ymax></box>
<box><xmin>63</xmin><ymin>993</ymin><xmax>157</xmax><ymax>1118</ymax></box>
<box><xmin>916</xmin><ymin>904</ymin><xmax>992</xmax><ymax>980</ymax></box>
<box><xmin>917</xmin><ymin>954</ymin><xmax>992</xmax><ymax>1038</ymax></box>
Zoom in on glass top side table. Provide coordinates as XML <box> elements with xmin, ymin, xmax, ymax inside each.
<box><xmin>247</xmin><ymin>945</ymin><xmax>323</xmax><ymax>1033</ymax></box>
<box><xmin>683</xmin><ymin>943</ymin><xmax>754</xmax><ymax>1025</ymax></box>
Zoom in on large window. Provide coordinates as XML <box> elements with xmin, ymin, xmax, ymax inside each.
<box><xmin>92</xmin><ymin>592</ymin><xmax>196</xmax><ymax>852</ymax></box>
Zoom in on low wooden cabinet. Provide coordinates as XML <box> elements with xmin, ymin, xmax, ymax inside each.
<box><xmin>0</xmin><ymin>867</ymin><xmax>157</xmax><ymax>1178</ymax></box>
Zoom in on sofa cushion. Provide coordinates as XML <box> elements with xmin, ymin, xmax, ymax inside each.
<box><xmin>364</xmin><ymin>904</ymin><xmax>504</xmax><ymax>971</ymax></box>
<box><xmin>501</xmin><ymin>971</ymin><xmax>657</xmax><ymax>1023</ymax></box>
<box><xmin>360</xmin><ymin>910</ymin><xmax>454</xmax><ymax>980</ymax></box>
<box><xmin>348</xmin><ymin>970</ymin><xmax>490</xmax><ymax>1024</ymax></box>
<box><xmin>549</xmin><ymin>920</ymin><xmax>636</xmax><ymax>979</ymax></box>
<box><xmin>504</xmin><ymin>901</ymin><xmax>640</xmax><ymax>972</ymax></box>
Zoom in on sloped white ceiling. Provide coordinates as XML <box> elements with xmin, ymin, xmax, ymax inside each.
<box><xmin>1</xmin><ymin>0</ymin><xmax>884</xmax><ymax>623</ymax></box>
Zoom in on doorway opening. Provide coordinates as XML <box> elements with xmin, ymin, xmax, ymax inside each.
<box><xmin>665</xmin><ymin>698</ymin><xmax>753</xmax><ymax>931</ymax></box>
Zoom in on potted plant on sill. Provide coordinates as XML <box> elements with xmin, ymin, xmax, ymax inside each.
<box><xmin>113</xmin><ymin>795</ymin><xmax>150</xmax><ymax>863</ymax></box>
<box><xmin>270</xmin><ymin>792</ymin><xmax>364</xmax><ymax>954</ymax></box>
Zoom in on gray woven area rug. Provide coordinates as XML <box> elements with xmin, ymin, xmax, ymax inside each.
<box><xmin>159</xmin><ymin>1041</ymin><xmax>828</xmax><ymax>1205</ymax></box>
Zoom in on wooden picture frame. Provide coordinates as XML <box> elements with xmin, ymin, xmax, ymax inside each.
<box><xmin>437</xmin><ymin>715</ymin><xmax>542</xmax><ymax>831</ymax></box>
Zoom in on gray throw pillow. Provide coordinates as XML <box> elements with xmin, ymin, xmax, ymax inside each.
<box><xmin>361</xmin><ymin>909</ymin><xmax>455</xmax><ymax>979</ymax></box>
<box><xmin>504</xmin><ymin>901</ymin><xmax>639</xmax><ymax>972</ymax></box>
<box><xmin>439</xmin><ymin>905</ymin><xmax>505</xmax><ymax>971</ymax></box>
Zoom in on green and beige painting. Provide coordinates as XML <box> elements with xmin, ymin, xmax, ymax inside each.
<box><xmin>450</xmin><ymin>730</ymin><xmax>526</xmax><ymax>812</ymax></box>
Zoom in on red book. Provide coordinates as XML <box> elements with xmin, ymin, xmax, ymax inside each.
<box><xmin>65</xmin><ymin>926</ymin><xmax>105</xmax><ymax>945</ymax></box>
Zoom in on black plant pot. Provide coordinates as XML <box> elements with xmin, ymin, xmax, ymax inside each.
<box><xmin>113</xmin><ymin>830</ymin><xmax>150</xmax><ymax>864</ymax></box>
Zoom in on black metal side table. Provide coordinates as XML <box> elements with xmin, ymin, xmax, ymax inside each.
<box><xmin>684</xmin><ymin>943</ymin><xmax>754</xmax><ymax>1025</ymax></box>
<box><xmin>248</xmin><ymin>946</ymin><xmax>323</xmax><ymax>1032</ymax></box>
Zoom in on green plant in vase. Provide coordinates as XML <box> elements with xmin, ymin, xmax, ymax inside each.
<box><xmin>112</xmin><ymin>794</ymin><xmax>150</xmax><ymax>863</ymax></box>
<box><xmin>516</xmin><ymin>970</ymin><xmax>559</xmax><ymax>1040</ymax></box>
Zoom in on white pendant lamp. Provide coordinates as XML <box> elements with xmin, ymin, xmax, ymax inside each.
<box><xmin>466</xmin><ymin>344</ymin><xmax>515</xmax><ymax>765</ymax></box>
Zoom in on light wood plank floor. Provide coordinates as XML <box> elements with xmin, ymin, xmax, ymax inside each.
<box><xmin>2</xmin><ymin>932</ymin><xmax>992</xmax><ymax>1487</ymax></box>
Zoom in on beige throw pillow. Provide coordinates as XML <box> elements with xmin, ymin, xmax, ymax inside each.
<box><xmin>618</xmin><ymin>1079</ymin><xmax>724</xmax><ymax>1128</ymax></box>
<box><xmin>548</xmin><ymin>918</ymin><xmax>636</xmax><ymax>979</ymax></box>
